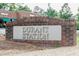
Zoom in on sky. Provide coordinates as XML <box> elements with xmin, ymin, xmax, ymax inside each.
<box><xmin>0</xmin><ymin>0</ymin><xmax>79</xmax><ymax>3</ymax></box>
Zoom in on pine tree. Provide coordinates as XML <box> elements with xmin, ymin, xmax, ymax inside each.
<box><xmin>59</xmin><ymin>3</ymin><xmax>73</xmax><ymax>19</ymax></box>
<box><xmin>45</xmin><ymin>3</ymin><xmax>58</xmax><ymax>18</ymax></box>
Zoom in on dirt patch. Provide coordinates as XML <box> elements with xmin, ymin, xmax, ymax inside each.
<box><xmin>0</xmin><ymin>35</ymin><xmax>55</xmax><ymax>55</ymax></box>
<box><xmin>0</xmin><ymin>35</ymin><xmax>5</xmax><ymax>41</ymax></box>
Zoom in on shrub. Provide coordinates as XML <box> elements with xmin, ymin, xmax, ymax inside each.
<box><xmin>76</xmin><ymin>21</ymin><xmax>79</xmax><ymax>30</ymax></box>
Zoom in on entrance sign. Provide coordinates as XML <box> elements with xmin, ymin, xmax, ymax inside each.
<box><xmin>6</xmin><ymin>17</ymin><xmax>76</xmax><ymax>46</ymax></box>
<box><xmin>13</xmin><ymin>25</ymin><xmax>61</xmax><ymax>41</ymax></box>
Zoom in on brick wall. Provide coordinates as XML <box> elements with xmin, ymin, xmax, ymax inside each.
<box><xmin>6</xmin><ymin>17</ymin><xmax>76</xmax><ymax>47</ymax></box>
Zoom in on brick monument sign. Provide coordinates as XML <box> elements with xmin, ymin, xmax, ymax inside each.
<box><xmin>6</xmin><ymin>16</ymin><xmax>76</xmax><ymax>46</ymax></box>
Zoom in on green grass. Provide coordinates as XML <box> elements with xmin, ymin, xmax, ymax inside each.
<box><xmin>77</xmin><ymin>35</ymin><xmax>79</xmax><ymax>44</ymax></box>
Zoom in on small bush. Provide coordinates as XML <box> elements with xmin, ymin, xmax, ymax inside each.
<box><xmin>76</xmin><ymin>21</ymin><xmax>79</xmax><ymax>30</ymax></box>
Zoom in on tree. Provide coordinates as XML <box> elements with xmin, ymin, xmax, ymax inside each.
<box><xmin>33</xmin><ymin>6</ymin><xmax>44</xmax><ymax>15</ymax></box>
<box><xmin>76</xmin><ymin>8</ymin><xmax>79</xmax><ymax>30</ymax></box>
<box><xmin>45</xmin><ymin>3</ymin><xmax>58</xmax><ymax>18</ymax></box>
<box><xmin>8</xmin><ymin>3</ymin><xmax>32</xmax><ymax>12</ymax></box>
<box><xmin>8</xmin><ymin>3</ymin><xmax>17</xmax><ymax>11</ymax></box>
<box><xmin>76</xmin><ymin>8</ymin><xmax>79</xmax><ymax>21</ymax></box>
<box><xmin>59</xmin><ymin>3</ymin><xmax>73</xmax><ymax>19</ymax></box>
<box><xmin>0</xmin><ymin>3</ymin><xmax>32</xmax><ymax>12</ymax></box>
<box><xmin>18</xmin><ymin>5</ymin><xmax>31</xmax><ymax>12</ymax></box>
<box><xmin>0</xmin><ymin>3</ymin><xmax>8</xmax><ymax>10</ymax></box>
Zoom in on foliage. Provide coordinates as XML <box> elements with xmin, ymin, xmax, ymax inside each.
<box><xmin>33</xmin><ymin>6</ymin><xmax>44</xmax><ymax>15</ymax></box>
<box><xmin>76</xmin><ymin>8</ymin><xmax>79</xmax><ymax>30</ymax></box>
<box><xmin>76</xmin><ymin>21</ymin><xmax>79</xmax><ymax>30</ymax></box>
<box><xmin>0</xmin><ymin>3</ymin><xmax>8</xmax><ymax>9</ymax></box>
<box><xmin>17</xmin><ymin>4</ymin><xmax>31</xmax><ymax>12</ymax></box>
<box><xmin>33</xmin><ymin>3</ymin><xmax>58</xmax><ymax>17</ymax></box>
<box><xmin>0</xmin><ymin>3</ymin><xmax>31</xmax><ymax>12</ymax></box>
<box><xmin>8</xmin><ymin>3</ymin><xmax>17</xmax><ymax>11</ymax></box>
<box><xmin>45</xmin><ymin>3</ymin><xmax>58</xmax><ymax>18</ymax></box>
<box><xmin>59</xmin><ymin>3</ymin><xmax>73</xmax><ymax>19</ymax></box>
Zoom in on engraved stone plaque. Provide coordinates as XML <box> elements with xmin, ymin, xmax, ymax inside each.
<box><xmin>13</xmin><ymin>25</ymin><xmax>61</xmax><ymax>41</ymax></box>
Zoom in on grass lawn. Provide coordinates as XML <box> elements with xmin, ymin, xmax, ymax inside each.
<box><xmin>77</xmin><ymin>35</ymin><xmax>79</xmax><ymax>44</ymax></box>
